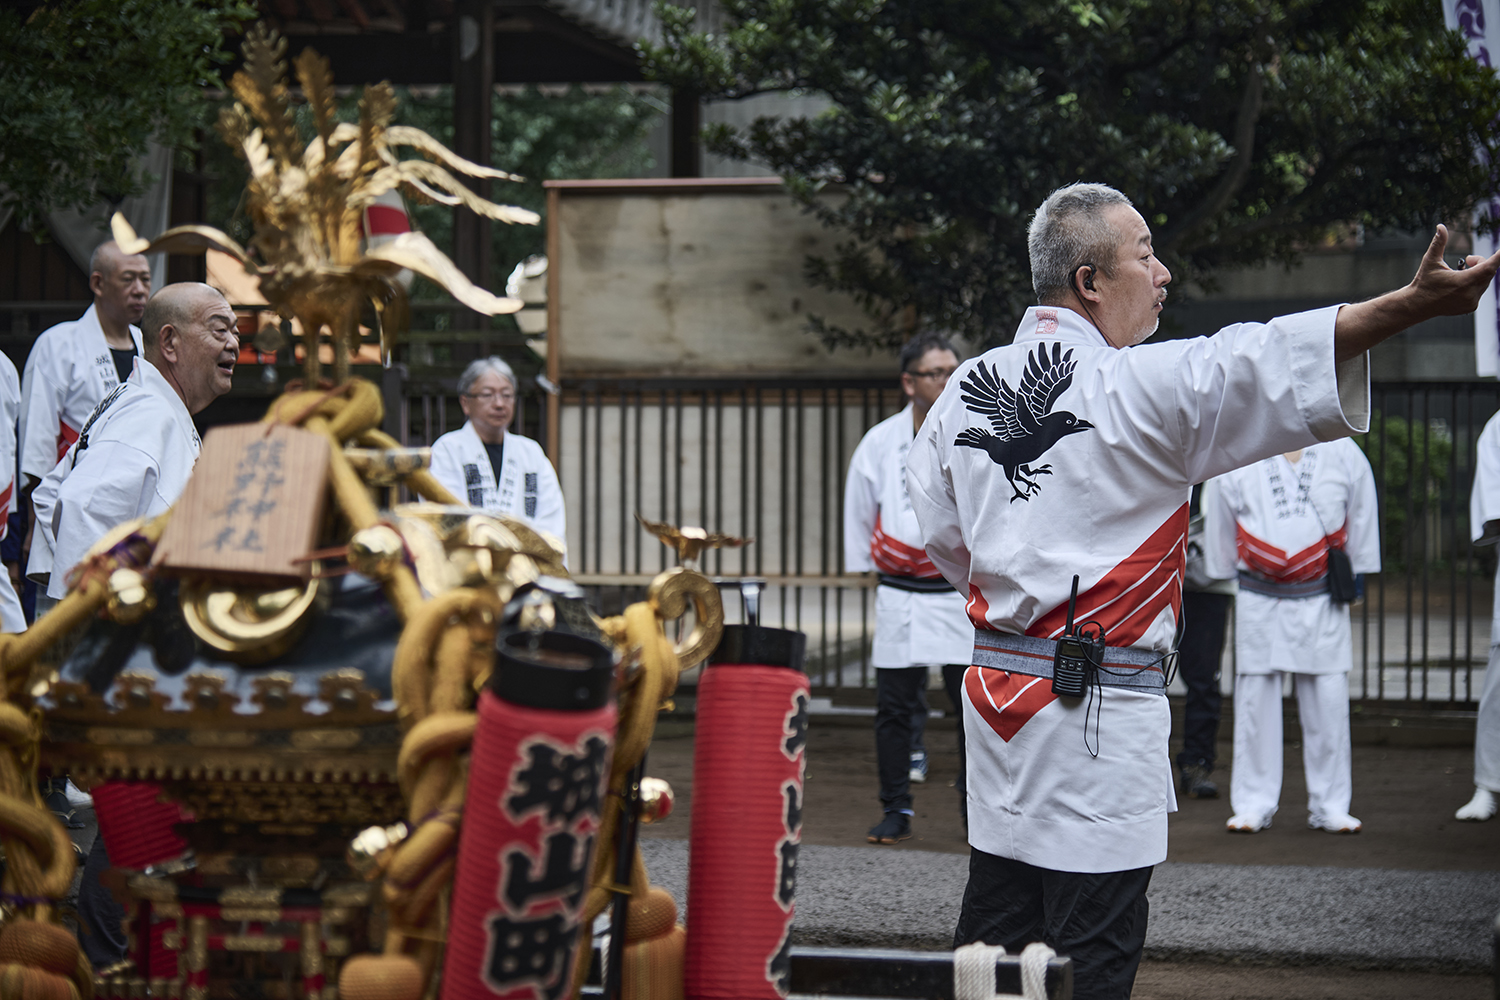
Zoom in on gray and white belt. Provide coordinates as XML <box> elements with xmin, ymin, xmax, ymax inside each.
<box><xmin>971</xmin><ymin>629</ymin><xmax>1168</xmax><ymax>695</ymax></box>
<box><xmin>1236</xmin><ymin>571</ymin><xmax>1328</xmax><ymax>599</ymax></box>
<box><xmin>877</xmin><ymin>573</ymin><xmax>957</xmax><ymax>594</ymax></box>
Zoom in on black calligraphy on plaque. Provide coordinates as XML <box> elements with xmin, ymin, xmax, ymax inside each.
<box><xmin>201</xmin><ymin>436</ymin><xmax>286</xmax><ymax>555</ymax></box>
<box><xmin>766</xmin><ymin>686</ymin><xmax>807</xmax><ymax>997</ymax></box>
<box><xmin>483</xmin><ymin>730</ymin><xmax>611</xmax><ymax>1000</ymax></box>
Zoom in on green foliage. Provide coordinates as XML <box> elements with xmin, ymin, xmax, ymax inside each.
<box><xmin>1358</xmin><ymin>412</ymin><xmax>1453</xmax><ymax>567</ymax></box>
<box><xmin>0</xmin><ymin>0</ymin><xmax>254</xmax><ymax>229</ymax></box>
<box><xmin>204</xmin><ymin>83</ymin><xmax>665</xmax><ymax>301</ymax></box>
<box><xmin>642</xmin><ymin>0</ymin><xmax>1500</xmax><ymax>350</ymax></box>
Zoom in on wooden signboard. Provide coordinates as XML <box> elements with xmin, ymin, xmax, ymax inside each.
<box><xmin>154</xmin><ymin>423</ymin><xmax>330</xmax><ymax>582</ymax></box>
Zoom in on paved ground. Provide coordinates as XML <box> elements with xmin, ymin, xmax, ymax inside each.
<box><xmin>636</xmin><ymin>714</ymin><xmax>1498</xmax><ymax>997</ymax></box>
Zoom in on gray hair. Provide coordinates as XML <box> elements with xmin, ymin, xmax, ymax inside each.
<box><xmin>1027</xmin><ymin>183</ymin><xmax>1133</xmax><ymax>305</ymax></box>
<box><xmin>458</xmin><ymin>356</ymin><xmax>517</xmax><ymax>395</ymax></box>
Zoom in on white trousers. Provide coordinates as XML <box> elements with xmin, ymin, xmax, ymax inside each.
<box><xmin>1230</xmin><ymin>671</ymin><xmax>1352</xmax><ymax>822</ymax></box>
<box><xmin>1476</xmin><ymin>644</ymin><xmax>1500</xmax><ymax>792</ymax></box>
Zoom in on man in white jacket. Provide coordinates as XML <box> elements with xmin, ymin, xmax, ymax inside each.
<box><xmin>907</xmin><ymin>181</ymin><xmax>1500</xmax><ymax>999</ymax></box>
<box><xmin>19</xmin><ymin>241</ymin><xmax>149</xmax><ymax>606</ymax></box>
<box><xmin>844</xmin><ymin>333</ymin><xmax>973</xmax><ymax>844</ymax></box>
<box><xmin>32</xmin><ymin>282</ymin><xmax>238</xmax><ymax>603</ymax></box>
<box><xmin>429</xmin><ymin>356</ymin><xmax>565</xmax><ymax>545</ymax></box>
<box><xmin>1206</xmin><ymin>440</ymin><xmax>1380</xmax><ymax>834</ymax></box>
<box><xmin>1458</xmin><ymin>411</ymin><xmax>1500</xmax><ymax>822</ymax></box>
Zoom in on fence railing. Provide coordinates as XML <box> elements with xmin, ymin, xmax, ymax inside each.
<box><xmin>517</xmin><ymin>377</ymin><xmax>1500</xmax><ymax>705</ymax></box>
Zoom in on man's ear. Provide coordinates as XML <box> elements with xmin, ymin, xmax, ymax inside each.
<box><xmin>89</xmin><ymin>271</ymin><xmax>105</xmax><ymax>299</ymax></box>
<box><xmin>157</xmin><ymin>324</ymin><xmax>179</xmax><ymax>362</ymax></box>
<box><xmin>1073</xmin><ymin>264</ymin><xmax>1102</xmax><ymax>304</ymax></box>
<box><xmin>899</xmin><ymin>372</ymin><xmax>917</xmax><ymax>401</ymax></box>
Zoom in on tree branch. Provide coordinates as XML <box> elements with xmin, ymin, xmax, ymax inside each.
<box><xmin>1158</xmin><ymin>61</ymin><xmax>1264</xmax><ymax>255</ymax></box>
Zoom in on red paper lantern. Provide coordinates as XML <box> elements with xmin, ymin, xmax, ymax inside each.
<box><xmin>685</xmin><ymin>625</ymin><xmax>809</xmax><ymax>1000</ymax></box>
<box><xmin>442</xmin><ymin>631</ymin><xmax>617</xmax><ymax>1000</ymax></box>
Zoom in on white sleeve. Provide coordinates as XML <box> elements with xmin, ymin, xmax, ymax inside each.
<box><xmin>427</xmin><ymin>434</ymin><xmax>468</xmax><ymax>506</ymax></box>
<box><xmin>532</xmin><ymin>455</ymin><xmax>567</xmax><ymax>551</ymax></box>
<box><xmin>1471</xmin><ymin>413</ymin><xmax>1500</xmax><ymax>545</ymax></box>
<box><xmin>48</xmin><ymin>442</ymin><xmax>160</xmax><ymax>599</ymax></box>
<box><xmin>1343</xmin><ymin>440</ymin><xmax>1382</xmax><ymax>574</ymax></box>
<box><xmin>0</xmin><ymin>355</ymin><xmax>18</xmax><ymax>535</ymax></box>
<box><xmin>907</xmin><ymin>415</ymin><xmax>971</xmax><ymax>591</ymax></box>
<box><xmin>1203</xmin><ymin>473</ymin><xmax>1241</xmax><ymax>581</ymax></box>
<box><xmin>18</xmin><ymin>341</ymin><xmax>65</xmax><ymax>486</ymax></box>
<box><xmin>1168</xmin><ymin>305</ymin><xmax>1370</xmax><ymax>485</ymax></box>
<box><xmin>842</xmin><ymin>434</ymin><xmax>878</xmax><ymax>573</ymax></box>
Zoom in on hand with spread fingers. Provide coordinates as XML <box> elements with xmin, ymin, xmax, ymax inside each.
<box><xmin>1335</xmin><ymin>224</ymin><xmax>1500</xmax><ymax>362</ymax></box>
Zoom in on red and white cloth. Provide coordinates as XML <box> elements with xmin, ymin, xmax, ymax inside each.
<box><xmin>908</xmin><ymin>303</ymin><xmax>1368</xmax><ymax>872</ymax></box>
<box><xmin>1205</xmin><ymin>439</ymin><xmax>1380</xmax><ymax>676</ymax></box>
<box><xmin>843</xmin><ymin>405</ymin><xmax>970</xmax><ymax>669</ymax></box>
<box><xmin>19</xmin><ymin>303</ymin><xmax>142</xmax><ymax>486</ymax></box>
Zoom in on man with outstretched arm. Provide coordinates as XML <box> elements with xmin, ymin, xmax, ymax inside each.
<box><xmin>906</xmin><ymin>181</ymin><xmax>1499</xmax><ymax>1000</ymax></box>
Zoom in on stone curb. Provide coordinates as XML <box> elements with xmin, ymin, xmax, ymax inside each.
<box><xmin>639</xmin><ymin>839</ymin><xmax>1500</xmax><ymax>973</ymax></box>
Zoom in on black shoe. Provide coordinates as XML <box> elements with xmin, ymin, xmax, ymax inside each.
<box><xmin>1179</xmin><ymin>764</ymin><xmax>1219</xmax><ymax>799</ymax></box>
<box><xmin>866</xmin><ymin>812</ymin><xmax>912</xmax><ymax>844</ymax></box>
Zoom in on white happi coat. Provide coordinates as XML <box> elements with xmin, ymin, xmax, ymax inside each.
<box><xmin>0</xmin><ymin>353</ymin><xmax>25</xmax><ymax>632</ymax></box>
<box><xmin>19</xmin><ymin>304</ymin><xmax>143</xmax><ymax>485</ymax></box>
<box><xmin>33</xmin><ymin>359</ymin><xmax>200</xmax><ymax>599</ymax></box>
<box><xmin>1204</xmin><ymin>439</ymin><xmax>1379</xmax><ymax>676</ymax></box>
<box><xmin>428</xmin><ymin>423</ymin><xmax>566</xmax><ymax>544</ymax></box>
<box><xmin>843</xmin><ymin>405</ymin><xmax>971</xmax><ymax>668</ymax></box>
<box><xmin>1467</xmin><ymin>413</ymin><xmax>1500</xmax><ymax>791</ymax></box>
<box><xmin>908</xmin><ymin>304</ymin><xmax>1368</xmax><ymax>873</ymax></box>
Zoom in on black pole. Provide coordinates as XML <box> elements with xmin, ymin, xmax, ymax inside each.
<box><xmin>603</xmin><ymin>754</ymin><xmax>647</xmax><ymax>1000</ymax></box>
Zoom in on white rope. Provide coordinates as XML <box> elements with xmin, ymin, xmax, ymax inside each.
<box><xmin>952</xmin><ymin>941</ymin><xmax>1058</xmax><ymax>1000</ymax></box>
<box><xmin>953</xmin><ymin>942</ymin><xmax>1006</xmax><ymax>1000</ymax></box>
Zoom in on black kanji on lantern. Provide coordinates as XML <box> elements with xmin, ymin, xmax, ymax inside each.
<box><xmin>503</xmin><ymin>831</ymin><xmax>589</xmax><ymax>912</ymax></box>
<box><xmin>505</xmin><ymin>735</ymin><xmax>610</xmax><ymax>827</ymax></box>
<box><xmin>782</xmin><ymin>691</ymin><xmax>809</xmax><ymax>760</ymax></box>
<box><xmin>774</xmin><ymin>780</ymin><xmax>802</xmax><ymax>911</ymax></box>
<box><xmin>766</xmin><ymin>923</ymin><xmax>793</xmax><ymax>998</ymax></box>
<box><xmin>484</xmin><ymin>911</ymin><xmax>579</xmax><ymax>1000</ymax></box>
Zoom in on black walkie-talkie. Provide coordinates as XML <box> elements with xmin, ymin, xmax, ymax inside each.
<box><xmin>1052</xmin><ymin>575</ymin><xmax>1100</xmax><ymax>698</ymax></box>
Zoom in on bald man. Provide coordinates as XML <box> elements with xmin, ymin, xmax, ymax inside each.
<box><xmin>20</xmin><ymin>241</ymin><xmax>149</xmax><ymax>489</ymax></box>
<box><xmin>31</xmin><ymin>283</ymin><xmax>238</xmax><ymax>603</ymax></box>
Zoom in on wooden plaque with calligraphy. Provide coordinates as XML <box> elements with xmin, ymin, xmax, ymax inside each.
<box><xmin>153</xmin><ymin>423</ymin><xmax>330</xmax><ymax>582</ymax></box>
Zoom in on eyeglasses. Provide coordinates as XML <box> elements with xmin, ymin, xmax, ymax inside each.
<box><xmin>905</xmin><ymin>367</ymin><xmax>957</xmax><ymax>381</ymax></box>
<box><xmin>463</xmin><ymin>390</ymin><xmax>516</xmax><ymax>403</ymax></box>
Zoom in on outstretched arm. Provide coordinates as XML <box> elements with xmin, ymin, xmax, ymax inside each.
<box><xmin>1334</xmin><ymin>225</ymin><xmax>1500</xmax><ymax>363</ymax></box>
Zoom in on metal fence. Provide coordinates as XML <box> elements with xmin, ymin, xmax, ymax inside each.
<box><xmin>487</xmin><ymin>376</ymin><xmax>1498</xmax><ymax>705</ymax></box>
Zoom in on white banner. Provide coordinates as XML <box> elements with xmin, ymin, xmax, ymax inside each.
<box><xmin>1443</xmin><ymin>0</ymin><xmax>1500</xmax><ymax>376</ymax></box>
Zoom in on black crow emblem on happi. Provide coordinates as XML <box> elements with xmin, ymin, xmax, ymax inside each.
<box><xmin>955</xmin><ymin>343</ymin><xmax>1094</xmax><ymax>502</ymax></box>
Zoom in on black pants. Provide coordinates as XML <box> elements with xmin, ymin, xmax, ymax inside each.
<box><xmin>942</xmin><ymin>663</ymin><xmax>968</xmax><ymax>821</ymax></box>
<box><xmin>79</xmin><ymin>835</ymin><xmax>128</xmax><ymax>969</ymax></box>
<box><xmin>875</xmin><ymin>667</ymin><xmax>928</xmax><ymax>813</ymax></box>
<box><xmin>955</xmin><ymin>848</ymin><xmax>1152</xmax><ymax>1000</ymax></box>
<box><xmin>1176</xmin><ymin>591</ymin><xmax>1230</xmax><ymax>772</ymax></box>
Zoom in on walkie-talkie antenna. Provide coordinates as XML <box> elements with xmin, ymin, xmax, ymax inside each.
<box><xmin>1065</xmin><ymin>574</ymin><xmax>1080</xmax><ymax>634</ymax></box>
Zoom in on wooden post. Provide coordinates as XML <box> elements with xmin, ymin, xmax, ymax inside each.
<box><xmin>546</xmin><ymin>184</ymin><xmax>561</xmax><ymax>467</ymax></box>
<box><xmin>453</xmin><ymin>0</ymin><xmax>495</xmax><ymax>308</ymax></box>
<box><xmin>670</xmin><ymin>88</ymin><xmax>701</xmax><ymax>178</ymax></box>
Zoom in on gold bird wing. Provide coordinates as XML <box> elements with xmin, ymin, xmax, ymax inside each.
<box><xmin>354</xmin><ymin>232</ymin><xmax>523</xmax><ymax>315</ymax></box>
<box><xmin>635</xmin><ymin>513</ymin><xmax>684</xmax><ymax>548</ymax></box>
<box><xmin>702</xmin><ymin>532</ymin><xmax>753</xmax><ymax>550</ymax></box>
<box><xmin>111</xmin><ymin>214</ymin><xmax>260</xmax><ymax>272</ymax></box>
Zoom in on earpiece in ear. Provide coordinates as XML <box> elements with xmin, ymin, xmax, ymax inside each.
<box><xmin>1082</xmin><ymin>264</ymin><xmax>1096</xmax><ymax>292</ymax></box>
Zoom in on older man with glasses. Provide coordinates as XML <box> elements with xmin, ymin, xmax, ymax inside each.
<box><xmin>844</xmin><ymin>331</ymin><xmax>973</xmax><ymax>845</ymax></box>
<box><xmin>429</xmin><ymin>356</ymin><xmax>566</xmax><ymax>549</ymax></box>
